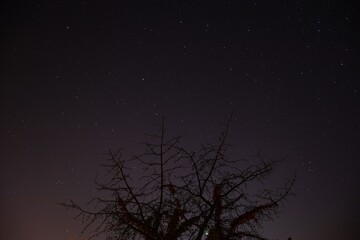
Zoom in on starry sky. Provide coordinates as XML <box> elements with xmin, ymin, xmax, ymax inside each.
<box><xmin>1</xmin><ymin>1</ymin><xmax>359</xmax><ymax>240</ymax></box>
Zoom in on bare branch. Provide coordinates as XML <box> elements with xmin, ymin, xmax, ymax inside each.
<box><xmin>60</xmin><ymin>117</ymin><xmax>294</xmax><ymax>240</ymax></box>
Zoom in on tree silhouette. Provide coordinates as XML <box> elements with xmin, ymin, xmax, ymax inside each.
<box><xmin>61</xmin><ymin>117</ymin><xmax>294</xmax><ymax>240</ymax></box>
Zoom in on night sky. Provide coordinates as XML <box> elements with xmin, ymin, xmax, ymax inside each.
<box><xmin>1</xmin><ymin>1</ymin><xmax>360</xmax><ymax>240</ymax></box>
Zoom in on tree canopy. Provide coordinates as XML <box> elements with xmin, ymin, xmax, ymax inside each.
<box><xmin>61</xmin><ymin>118</ymin><xmax>294</xmax><ymax>240</ymax></box>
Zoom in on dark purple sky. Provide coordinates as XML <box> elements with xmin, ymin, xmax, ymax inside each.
<box><xmin>1</xmin><ymin>1</ymin><xmax>359</xmax><ymax>240</ymax></box>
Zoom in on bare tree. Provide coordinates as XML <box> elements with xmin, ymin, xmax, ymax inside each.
<box><xmin>60</xmin><ymin>117</ymin><xmax>294</xmax><ymax>240</ymax></box>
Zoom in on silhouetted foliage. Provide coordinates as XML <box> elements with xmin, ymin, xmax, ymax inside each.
<box><xmin>61</xmin><ymin>117</ymin><xmax>294</xmax><ymax>240</ymax></box>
